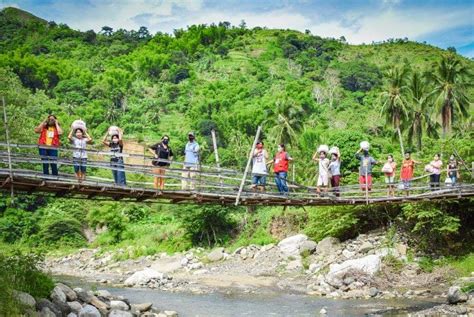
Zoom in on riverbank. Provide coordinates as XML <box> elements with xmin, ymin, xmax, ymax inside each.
<box><xmin>45</xmin><ymin>230</ymin><xmax>474</xmax><ymax>315</ymax></box>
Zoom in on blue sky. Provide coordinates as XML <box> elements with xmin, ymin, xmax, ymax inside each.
<box><xmin>2</xmin><ymin>0</ymin><xmax>473</xmax><ymax>57</ymax></box>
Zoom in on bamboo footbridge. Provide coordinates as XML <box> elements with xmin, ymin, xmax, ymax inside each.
<box><xmin>0</xmin><ymin>142</ymin><xmax>472</xmax><ymax>206</ymax></box>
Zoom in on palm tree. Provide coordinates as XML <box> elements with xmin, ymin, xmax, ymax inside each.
<box><xmin>263</xmin><ymin>97</ymin><xmax>306</xmax><ymax>145</ymax></box>
<box><xmin>430</xmin><ymin>54</ymin><xmax>471</xmax><ymax>138</ymax></box>
<box><xmin>405</xmin><ymin>72</ymin><xmax>440</xmax><ymax>150</ymax></box>
<box><xmin>379</xmin><ymin>66</ymin><xmax>409</xmax><ymax>156</ymax></box>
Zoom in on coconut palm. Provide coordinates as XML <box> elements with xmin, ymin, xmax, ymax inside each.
<box><xmin>405</xmin><ymin>72</ymin><xmax>440</xmax><ymax>150</ymax></box>
<box><xmin>378</xmin><ymin>66</ymin><xmax>410</xmax><ymax>155</ymax></box>
<box><xmin>263</xmin><ymin>97</ymin><xmax>306</xmax><ymax>145</ymax></box>
<box><xmin>430</xmin><ymin>54</ymin><xmax>471</xmax><ymax>138</ymax></box>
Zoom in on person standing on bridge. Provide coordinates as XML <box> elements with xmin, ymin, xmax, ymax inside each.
<box><xmin>355</xmin><ymin>147</ymin><xmax>377</xmax><ymax>192</ymax></box>
<box><xmin>447</xmin><ymin>155</ymin><xmax>460</xmax><ymax>186</ymax></box>
<box><xmin>328</xmin><ymin>151</ymin><xmax>341</xmax><ymax>197</ymax></box>
<box><xmin>313</xmin><ymin>146</ymin><xmax>330</xmax><ymax>195</ymax></box>
<box><xmin>428</xmin><ymin>153</ymin><xmax>442</xmax><ymax>190</ymax></box>
<box><xmin>103</xmin><ymin>129</ymin><xmax>126</xmax><ymax>186</ymax></box>
<box><xmin>34</xmin><ymin>115</ymin><xmax>63</xmax><ymax>176</ymax></box>
<box><xmin>182</xmin><ymin>132</ymin><xmax>200</xmax><ymax>190</ymax></box>
<box><xmin>68</xmin><ymin>127</ymin><xmax>92</xmax><ymax>182</ymax></box>
<box><xmin>400</xmin><ymin>152</ymin><xmax>420</xmax><ymax>195</ymax></box>
<box><xmin>271</xmin><ymin>144</ymin><xmax>292</xmax><ymax>195</ymax></box>
<box><xmin>382</xmin><ymin>155</ymin><xmax>397</xmax><ymax>197</ymax></box>
<box><xmin>251</xmin><ymin>141</ymin><xmax>269</xmax><ymax>192</ymax></box>
<box><xmin>149</xmin><ymin>135</ymin><xmax>173</xmax><ymax>190</ymax></box>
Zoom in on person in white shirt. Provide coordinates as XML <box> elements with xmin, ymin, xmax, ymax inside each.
<box><xmin>68</xmin><ymin>128</ymin><xmax>92</xmax><ymax>182</ymax></box>
<box><xmin>313</xmin><ymin>149</ymin><xmax>330</xmax><ymax>195</ymax></box>
<box><xmin>251</xmin><ymin>141</ymin><xmax>269</xmax><ymax>192</ymax></box>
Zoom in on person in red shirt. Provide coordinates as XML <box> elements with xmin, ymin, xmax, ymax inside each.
<box><xmin>400</xmin><ymin>152</ymin><xmax>421</xmax><ymax>196</ymax></box>
<box><xmin>271</xmin><ymin>144</ymin><xmax>293</xmax><ymax>195</ymax></box>
<box><xmin>34</xmin><ymin>115</ymin><xmax>63</xmax><ymax>175</ymax></box>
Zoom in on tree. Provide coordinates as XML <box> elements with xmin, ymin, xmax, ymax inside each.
<box><xmin>430</xmin><ymin>54</ymin><xmax>471</xmax><ymax>138</ymax></box>
<box><xmin>405</xmin><ymin>72</ymin><xmax>440</xmax><ymax>150</ymax></box>
<box><xmin>101</xmin><ymin>26</ymin><xmax>113</xmax><ymax>36</ymax></box>
<box><xmin>137</xmin><ymin>26</ymin><xmax>150</xmax><ymax>39</ymax></box>
<box><xmin>264</xmin><ymin>97</ymin><xmax>306</xmax><ymax>145</ymax></box>
<box><xmin>378</xmin><ymin>66</ymin><xmax>409</xmax><ymax>156</ymax></box>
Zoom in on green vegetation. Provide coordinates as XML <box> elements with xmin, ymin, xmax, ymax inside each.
<box><xmin>0</xmin><ymin>7</ymin><xmax>472</xmax><ymax>273</ymax></box>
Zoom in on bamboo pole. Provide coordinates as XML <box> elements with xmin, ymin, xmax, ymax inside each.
<box><xmin>2</xmin><ymin>96</ymin><xmax>14</xmax><ymax>202</ymax></box>
<box><xmin>211</xmin><ymin>129</ymin><xmax>223</xmax><ymax>187</ymax></box>
<box><xmin>235</xmin><ymin>125</ymin><xmax>262</xmax><ymax>206</ymax></box>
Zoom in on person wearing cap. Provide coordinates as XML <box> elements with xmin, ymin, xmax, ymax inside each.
<box><xmin>34</xmin><ymin>114</ymin><xmax>63</xmax><ymax>175</ymax></box>
<box><xmin>355</xmin><ymin>147</ymin><xmax>377</xmax><ymax>192</ymax></box>
<box><xmin>182</xmin><ymin>132</ymin><xmax>200</xmax><ymax>190</ymax></box>
<box><xmin>251</xmin><ymin>141</ymin><xmax>269</xmax><ymax>192</ymax></box>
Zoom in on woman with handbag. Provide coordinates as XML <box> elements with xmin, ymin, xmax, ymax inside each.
<box><xmin>148</xmin><ymin>135</ymin><xmax>173</xmax><ymax>190</ymax></box>
<box><xmin>382</xmin><ymin>155</ymin><xmax>397</xmax><ymax>197</ymax></box>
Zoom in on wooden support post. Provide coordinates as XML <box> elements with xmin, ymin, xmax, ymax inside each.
<box><xmin>2</xmin><ymin>96</ymin><xmax>14</xmax><ymax>203</ymax></box>
<box><xmin>211</xmin><ymin>129</ymin><xmax>223</xmax><ymax>187</ymax></box>
<box><xmin>235</xmin><ymin>125</ymin><xmax>262</xmax><ymax>206</ymax></box>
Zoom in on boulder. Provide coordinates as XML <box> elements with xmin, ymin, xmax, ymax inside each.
<box><xmin>53</xmin><ymin>299</ymin><xmax>72</xmax><ymax>316</ymax></box>
<box><xmin>13</xmin><ymin>290</ymin><xmax>36</xmax><ymax>308</ymax></box>
<box><xmin>278</xmin><ymin>234</ymin><xmax>308</xmax><ymax>257</ymax></box>
<box><xmin>67</xmin><ymin>313</ymin><xmax>78</xmax><ymax>317</ymax></box>
<box><xmin>316</xmin><ymin>237</ymin><xmax>340</xmax><ymax>255</ymax></box>
<box><xmin>36</xmin><ymin>298</ymin><xmax>61</xmax><ymax>317</ymax></box>
<box><xmin>326</xmin><ymin>255</ymin><xmax>381</xmax><ymax>287</ymax></box>
<box><xmin>163</xmin><ymin>311</ymin><xmax>178</xmax><ymax>317</ymax></box>
<box><xmin>95</xmin><ymin>290</ymin><xmax>112</xmax><ymax>298</ymax></box>
<box><xmin>131</xmin><ymin>302</ymin><xmax>153</xmax><ymax>313</ymax></box>
<box><xmin>89</xmin><ymin>296</ymin><xmax>109</xmax><ymax>314</ymax></box>
<box><xmin>299</xmin><ymin>240</ymin><xmax>317</xmax><ymax>255</ymax></box>
<box><xmin>369</xmin><ymin>287</ymin><xmax>379</xmax><ymax>297</ymax></box>
<box><xmin>110</xmin><ymin>300</ymin><xmax>129</xmax><ymax>311</ymax></box>
<box><xmin>50</xmin><ymin>285</ymin><xmax>67</xmax><ymax>303</ymax></box>
<box><xmin>56</xmin><ymin>283</ymin><xmax>77</xmax><ymax>301</ymax></box>
<box><xmin>67</xmin><ymin>301</ymin><xmax>83</xmax><ymax>315</ymax></box>
<box><xmin>109</xmin><ymin>310</ymin><xmax>134</xmax><ymax>317</ymax></box>
<box><xmin>124</xmin><ymin>268</ymin><xmax>165</xmax><ymax>287</ymax></box>
<box><xmin>78</xmin><ymin>304</ymin><xmax>101</xmax><ymax>317</ymax></box>
<box><xmin>447</xmin><ymin>286</ymin><xmax>468</xmax><ymax>304</ymax></box>
<box><xmin>207</xmin><ymin>247</ymin><xmax>225</xmax><ymax>262</ymax></box>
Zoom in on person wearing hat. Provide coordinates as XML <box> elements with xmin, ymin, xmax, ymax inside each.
<box><xmin>34</xmin><ymin>114</ymin><xmax>63</xmax><ymax>175</ymax></box>
<box><xmin>251</xmin><ymin>141</ymin><xmax>269</xmax><ymax>192</ymax></box>
<box><xmin>182</xmin><ymin>132</ymin><xmax>200</xmax><ymax>190</ymax></box>
<box><xmin>355</xmin><ymin>146</ymin><xmax>377</xmax><ymax>192</ymax></box>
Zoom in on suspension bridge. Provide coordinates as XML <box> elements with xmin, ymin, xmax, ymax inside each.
<box><xmin>0</xmin><ymin>143</ymin><xmax>472</xmax><ymax>206</ymax></box>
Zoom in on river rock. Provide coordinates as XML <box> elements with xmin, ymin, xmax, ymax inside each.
<box><xmin>40</xmin><ymin>307</ymin><xmax>56</xmax><ymax>317</ymax></box>
<box><xmin>56</xmin><ymin>283</ymin><xmax>77</xmax><ymax>301</ymax></box>
<box><xmin>180</xmin><ymin>258</ymin><xmax>189</xmax><ymax>266</ymax></box>
<box><xmin>131</xmin><ymin>302</ymin><xmax>153</xmax><ymax>313</ymax></box>
<box><xmin>109</xmin><ymin>310</ymin><xmax>134</xmax><ymax>317</ymax></box>
<box><xmin>36</xmin><ymin>298</ymin><xmax>61</xmax><ymax>317</ymax></box>
<box><xmin>299</xmin><ymin>240</ymin><xmax>317</xmax><ymax>255</ymax></box>
<box><xmin>447</xmin><ymin>286</ymin><xmax>468</xmax><ymax>304</ymax></box>
<box><xmin>207</xmin><ymin>248</ymin><xmax>225</xmax><ymax>262</ymax></box>
<box><xmin>163</xmin><ymin>311</ymin><xmax>178</xmax><ymax>317</ymax></box>
<box><xmin>287</xmin><ymin>259</ymin><xmax>303</xmax><ymax>270</ymax></box>
<box><xmin>278</xmin><ymin>234</ymin><xmax>308</xmax><ymax>257</ymax></box>
<box><xmin>124</xmin><ymin>268</ymin><xmax>165</xmax><ymax>286</ymax></box>
<box><xmin>53</xmin><ymin>299</ymin><xmax>72</xmax><ymax>316</ymax></box>
<box><xmin>68</xmin><ymin>301</ymin><xmax>83</xmax><ymax>314</ymax></box>
<box><xmin>67</xmin><ymin>313</ymin><xmax>78</xmax><ymax>317</ymax></box>
<box><xmin>90</xmin><ymin>296</ymin><xmax>109</xmax><ymax>314</ymax></box>
<box><xmin>261</xmin><ymin>244</ymin><xmax>275</xmax><ymax>252</ymax></box>
<box><xmin>369</xmin><ymin>287</ymin><xmax>379</xmax><ymax>297</ymax></box>
<box><xmin>78</xmin><ymin>304</ymin><xmax>101</xmax><ymax>317</ymax></box>
<box><xmin>316</xmin><ymin>237</ymin><xmax>340</xmax><ymax>255</ymax></box>
<box><xmin>95</xmin><ymin>290</ymin><xmax>112</xmax><ymax>298</ymax></box>
<box><xmin>13</xmin><ymin>290</ymin><xmax>36</xmax><ymax>308</ymax></box>
<box><xmin>358</xmin><ymin>241</ymin><xmax>373</xmax><ymax>253</ymax></box>
<box><xmin>110</xmin><ymin>300</ymin><xmax>129</xmax><ymax>311</ymax></box>
<box><xmin>74</xmin><ymin>288</ymin><xmax>93</xmax><ymax>303</ymax></box>
<box><xmin>309</xmin><ymin>263</ymin><xmax>321</xmax><ymax>273</ymax></box>
<box><xmin>51</xmin><ymin>285</ymin><xmax>67</xmax><ymax>303</ymax></box>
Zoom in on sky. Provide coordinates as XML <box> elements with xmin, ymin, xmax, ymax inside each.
<box><xmin>1</xmin><ymin>0</ymin><xmax>473</xmax><ymax>57</ymax></box>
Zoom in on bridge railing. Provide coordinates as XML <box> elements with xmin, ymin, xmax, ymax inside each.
<box><xmin>0</xmin><ymin>142</ymin><xmax>472</xmax><ymax>203</ymax></box>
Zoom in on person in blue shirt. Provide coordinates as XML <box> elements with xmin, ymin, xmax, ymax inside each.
<box><xmin>182</xmin><ymin>132</ymin><xmax>200</xmax><ymax>190</ymax></box>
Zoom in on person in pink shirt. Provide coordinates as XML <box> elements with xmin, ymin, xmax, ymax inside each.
<box><xmin>429</xmin><ymin>153</ymin><xmax>442</xmax><ymax>190</ymax></box>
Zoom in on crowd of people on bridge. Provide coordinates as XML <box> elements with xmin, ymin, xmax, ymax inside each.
<box><xmin>34</xmin><ymin>115</ymin><xmax>464</xmax><ymax>196</ymax></box>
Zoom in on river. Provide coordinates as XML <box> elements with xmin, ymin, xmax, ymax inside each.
<box><xmin>58</xmin><ymin>276</ymin><xmax>440</xmax><ymax>316</ymax></box>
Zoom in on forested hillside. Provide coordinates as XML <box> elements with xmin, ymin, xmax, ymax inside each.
<box><xmin>0</xmin><ymin>7</ymin><xmax>472</xmax><ymax>258</ymax></box>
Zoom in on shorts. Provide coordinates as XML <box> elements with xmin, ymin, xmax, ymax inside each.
<box><xmin>317</xmin><ymin>174</ymin><xmax>329</xmax><ymax>186</ymax></box>
<box><xmin>359</xmin><ymin>175</ymin><xmax>372</xmax><ymax>190</ymax></box>
<box><xmin>385</xmin><ymin>176</ymin><xmax>395</xmax><ymax>184</ymax></box>
<box><xmin>252</xmin><ymin>175</ymin><xmax>266</xmax><ymax>186</ymax></box>
<box><xmin>73</xmin><ymin>158</ymin><xmax>87</xmax><ymax>173</ymax></box>
<box><xmin>401</xmin><ymin>179</ymin><xmax>411</xmax><ymax>189</ymax></box>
